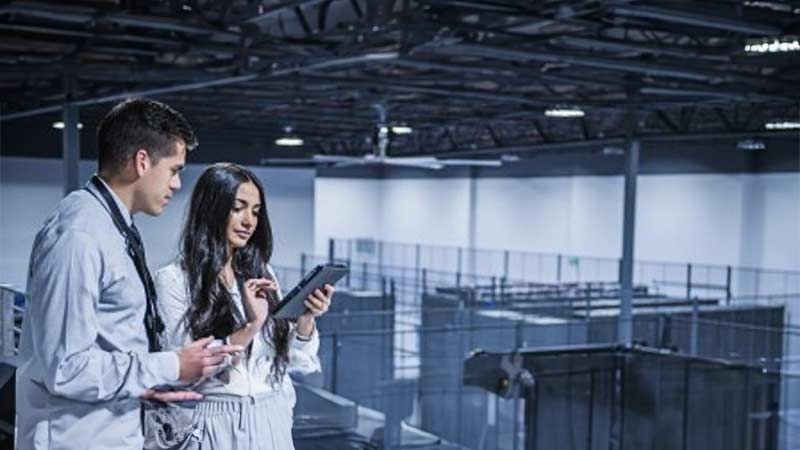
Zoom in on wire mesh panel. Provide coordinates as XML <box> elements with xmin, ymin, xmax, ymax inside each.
<box><xmin>316</xmin><ymin>290</ymin><xmax>394</xmax><ymax>411</ymax></box>
<box><xmin>465</xmin><ymin>345</ymin><xmax>789</xmax><ymax>450</ymax></box>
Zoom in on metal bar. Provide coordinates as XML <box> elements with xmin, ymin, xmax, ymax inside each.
<box><xmin>317</xmin><ymin>0</ymin><xmax>332</xmax><ymax>31</ymax></box>
<box><xmin>293</xmin><ymin>6</ymin><xmax>312</xmax><ymax>36</ymax></box>
<box><xmin>613</xmin><ymin>5</ymin><xmax>780</xmax><ymax>35</ymax></box>
<box><xmin>618</xmin><ymin>127</ymin><xmax>640</xmax><ymax>344</ymax></box>
<box><xmin>62</xmin><ymin>103</ymin><xmax>80</xmax><ymax>195</ymax></box>
<box><xmin>241</xmin><ymin>0</ymin><xmax>325</xmax><ymax>24</ymax></box>
<box><xmin>457</xmin><ymin>247</ymin><xmax>463</xmax><ymax>278</ymax></box>
<box><xmin>362</xmin><ymin>262</ymin><xmax>367</xmax><ymax>290</ymax></box>
<box><xmin>689</xmin><ymin>263</ymin><xmax>699</xmax><ymax>355</ymax></box>
<box><xmin>346</xmin><ymin>240</ymin><xmax>352</xmax><ymax>288</ymax></box>
<box><xmin>467</xmin><ymin>172</ymin><xmax>478</xmax><ymax>278</ymax></box>
<box><xmin>725</xmin><ymin>266</ymin><xmax>732</xmax><ymax>305</ymax></box>
<box><xmin>556</xmin><ymin>254</ymin><xmax>562</xmax><ymax>283</ymax></box>
<box><xmin>348</xmin><ymin>0</ymin><xmax>364</xmax><ymax>17</ymax></box>
<box><xmin>415</xmin><ymin>244</ymin><xmax>421</xmax><ymax>295</ymax></box>
<box><xmin>300</xmin><ymin>252</ymin><xmax>307</xmax><ymax>276</ymax></box>
<box><xmin>655</xmin><ymin>109</ymin><xmax>680</xmax><ymax>133</ymax></box>
<box><xmin>681</xmin><ymin>361</ymin><xmax>690</xmax><ymax>450</ymax></box>
<box><xmin>331</xmin><ymin>333</ymin><xmax>339</xmax><ymax>394</ymax></box>
<box><xmin>377</xmin><ymin>241</ymin><xmax>383</xmax><ymax>279</ymax></box>
<box><xmin>0</xmin><ymin>290</ymin><xmax>8</xmax><ymax>356</ymax></box>
<box><xmin>588</xmin><ymin>369</ymin><xmax>595</xmax><ymax>449</ymax></box>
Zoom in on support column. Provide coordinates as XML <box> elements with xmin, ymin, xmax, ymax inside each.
<box><xmin>618</xmin><ymin>119</ymin><xmax>640</xmax><ymax>344</ymax></box>
<box><xmin>62</xmin><ymin>103</ymin><xmax>80</xmax><ymax>195</ymax></box>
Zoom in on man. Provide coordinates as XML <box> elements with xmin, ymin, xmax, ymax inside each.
<box><xmin>16</xmin><ymin>98</ymin><xmax>242</xmax><ymax>450</ymax></box>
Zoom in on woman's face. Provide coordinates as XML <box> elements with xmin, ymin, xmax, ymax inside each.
<box><xmin>226</xmin><ymin>181</ymin><xmax>261</xmax><ymax>250</ymax></box>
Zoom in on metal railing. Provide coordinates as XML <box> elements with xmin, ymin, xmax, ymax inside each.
<box><xmin>328</xmin><ymin>238</ymin><xmax>800</xmax><ymax>301</ymax></box>
<box><xmin>3</xmin><ymin>265</ymin><xmax>799</xmax><ymax>450</ymax></box>
<box><xmin>0</xmin><ymin>285</ymin><xmax>24</xmax><ymax>358</ymax></box>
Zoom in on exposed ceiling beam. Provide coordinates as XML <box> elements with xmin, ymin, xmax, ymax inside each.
<box><xmin>241</xmin><ymin>0</ymin><xmax>326</xmax><ymax>25</ymax></box>
<box><xmin>1</xmin><ymin>51</ymin><xmax>401</xmax><ymax>121</ymax></box>
<box><xmin>429</xmin><ymin>130</ymin><xmax>800</xmax><ymax>158</ymax></box>
<box><xmin>613</xmin><ymin>4</ymin><xmax>781</xmax><ymax>35</ymax></box>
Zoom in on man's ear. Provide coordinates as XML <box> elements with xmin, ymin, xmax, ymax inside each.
<box><xmin>133</xmin><ymin>149</ymin><xmax>151</xmax><ymax>177</ymax></box>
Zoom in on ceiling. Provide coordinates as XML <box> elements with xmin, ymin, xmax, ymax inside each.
<box><xmin>1</xmin><ymin>0</ymin><xmax>799</xmax><ymax>164</ymax></box>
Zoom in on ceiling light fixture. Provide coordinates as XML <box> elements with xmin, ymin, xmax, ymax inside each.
<box><xmin>391</xmin><ymin>125</ymin><xmax>413</xmax><ymax>135</ymax></box>
<box><xmin>275</xmin><ymin>137</ymin><xmax>304</xmax><ymax>146</ymax></box>
<box><xmin>602</xmin><ymin>146</ymin><xmax>625</xmax><ymax>156</ymax></box>
<box><xmin>745</xmin><ymin>37</ymin><xmax>800</xmax><ymax>53</ymax></box>
<box><xmin>52</xmin><ymin>121</ymin><xmax>83</xmax><ymax>130</ymax></box>
<box><xmin>765</xmin><ymin>121</ymin><xmax>800</xmax><ymax>130</ymax></box>
<box><xmin>744</xmin><ymin>1</ymin><xmax>795</xmax><ymax>13</ymax></box>
<box><xmin>500</xmin><ymin>153</ymin><xmax>520</xmax><ymax>162</ymax></box>
<box><xmin>737</xmin><ymin>139</ymin><xmax>766</xmax><ymax>151</ymax></box>
<box><xmin>275</xmin><ymin>126</ymin><xmax>303</xmax><ymax>146</ymax></box>
<box><xmin>545</xmin><ymin>107</ymin><xmax>585</xmax><ymax>118</ymax></box>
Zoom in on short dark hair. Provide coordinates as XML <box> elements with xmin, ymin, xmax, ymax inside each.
<box><xmin>96</xmin><ymin>98</ymin><xmax>198</xmax><ymax>174</ymax></box>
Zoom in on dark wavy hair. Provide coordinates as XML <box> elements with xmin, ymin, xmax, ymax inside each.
<box><xmin>180</xmin><ymin>162</ymin><xmax>290</xmax><ymax>378</ymax></box>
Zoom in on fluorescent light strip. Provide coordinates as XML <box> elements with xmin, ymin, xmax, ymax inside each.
<box><xmin>765</xmin><ymin>121</ymin><xmax>800</xmax><ymax>130</ymax></box>
<box><xmin>275</xmin><ymin>137</ymin><xmax>304</xmax><ymax>146</ymax></box>
<box><xmin>545</xmin><ymin>108</ymin><xmax>585</xmax><ymax>118</ymax></box>
<box><xmin>52</xmin><ymin>121</ymin><xmax>84</xmax><ymax>130</ymax></box>
<box><xmin>745</xmin><ymin>38</ymin><xmax>800</xmax><ymax>53</ymax></box>
<box><xmin>391</xmin><ymin>126</ymin><xmax>413</xmax><ymax>134</ymax></box>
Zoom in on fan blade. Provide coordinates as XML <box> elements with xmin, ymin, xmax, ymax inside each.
<box><xmin>383</xmin><ymin>158</ymin><xmax>444</xmax><ymax>170</ymax></box>
<box><xmin>313</xmin><ymin>154</ymin><xmax>363</xmax><ymax>163</ymax></box>
<box><xmin>259</xmin><ymin>158</ymin><xmax>317</xmax><ymax>165</ymax></box>
<box><xmin>437</xmin><ymin>159</ymin><xmax>503</xmax><ymax>167</ymax></box>
<box><xmin>333</xmin><ymin>160</ymin><xmax>371</xmax><ymax>168</ymax></box>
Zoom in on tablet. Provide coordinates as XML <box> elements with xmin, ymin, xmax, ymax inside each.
<box><xmin>273</xmin><ymin>263</ymin><xmax>349</xmax><ymax>319</ymax></box>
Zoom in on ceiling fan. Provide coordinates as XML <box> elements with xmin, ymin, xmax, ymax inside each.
<box><xmin>263</xmin><ymin>104</ymin><xmax>503</xmax><ymax>170</ymax></box>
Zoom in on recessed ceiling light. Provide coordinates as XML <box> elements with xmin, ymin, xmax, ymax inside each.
<box><xmin>275</xmin><ymin>125</ymin><xmax>303</xmax><ymax>146</ymax></box>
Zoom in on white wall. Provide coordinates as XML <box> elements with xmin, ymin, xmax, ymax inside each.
<box><xmin>314</xmin><ymin>178</ymin><xmax>382</xmax><ymax>255</ymax></box>
<box><xmin>0</xmin><ymin>157</ymin><xmax>315</xmax><ymax>290</ymax></box>
<box><xmin>635</xmin><ymin>174</ymin><xmax>746</xmax><ymax>266</ymax></box>
<box><xmin>315</xmin><ymin>173</ymin><xmax>800</xmax><ymax>271</ymax></box>
<box><xmin>382</xmin><ymin>178</ymin><xmax>471</xmax><ymax>247</ymax></box>
<box><xmin>314</xmin><ymin>178</ymin><xmax>472</xmax><ymax>254</ymax></box>
<box><xmin>742</xmin><ymin>173</ymin><xmax>800</xmax><ymax>271</ymax></box>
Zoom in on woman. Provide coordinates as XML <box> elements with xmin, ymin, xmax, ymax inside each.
<box><xmin>152</xmin><ymin>162</ymin><xmax>333</xmax><ymax>450</ymax></box>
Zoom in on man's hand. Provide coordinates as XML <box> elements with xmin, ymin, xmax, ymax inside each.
<box><xmin>176</xmin><ymin>336</ymin><xmax>244</xmax><ymax>382</ymax></box>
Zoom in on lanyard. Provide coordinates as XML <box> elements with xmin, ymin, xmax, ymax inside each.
<box><xmin>85</xmin><ymin>175</ymin><xmax>164</xmax><ymax>351</ymax></box>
